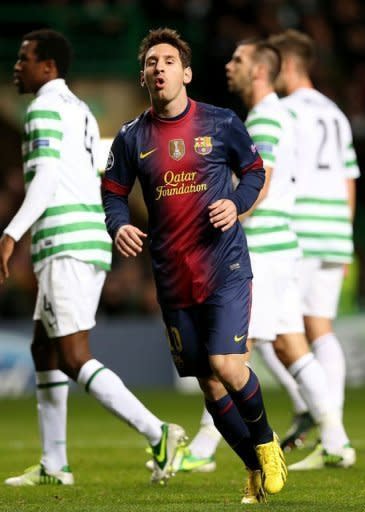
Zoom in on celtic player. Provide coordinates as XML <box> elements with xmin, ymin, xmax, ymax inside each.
<box><xmin>264</xmin><ymin>28</ymin><xmax>359</xmax><ymax>469</ymax></box>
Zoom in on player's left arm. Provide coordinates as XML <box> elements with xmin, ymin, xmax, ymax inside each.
<box><xmin>210</xmin><ymin>112</ymin><xmax>265</xmax><ymax>231</ymax></box>
<box><xmin>215</xmin><ymin>112</ymin><xmax>266</xmax><ymax>225</ymax></box>
<box><xmin>340</xmin><ymin>115</ymin><xmax>360</xmax><ymax>275</ymax></box>
<box><xmin>341</xmin><ymin>115</ymin><xmax>360</xmax><ymax>221</ymax></box>
<box><xmin>209</xmin><ymin>163</ymin><xmax>269</xmax><ymax>231</ymax></box>
<box><xmin>239</xmin><ymin>165</ymin><xmax>272</xmax><ymax>222</ymax></box>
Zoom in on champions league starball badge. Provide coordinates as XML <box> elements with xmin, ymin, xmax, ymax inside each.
<box><xmin>105</xmin><ymin>150</ymin><xmax>114</xmax><ymax>171</ymax></box>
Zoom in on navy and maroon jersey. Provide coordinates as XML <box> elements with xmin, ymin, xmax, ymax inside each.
<box><xmin>103</xmin><ymin>99</ymin><xmax>264</xmax><ymax>308</ymax></box>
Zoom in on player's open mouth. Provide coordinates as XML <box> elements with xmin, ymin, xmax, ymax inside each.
<box><xmin>155</xmin><ymin>77</ymin><xmax>165</xmax><ymax>89</ymax></box>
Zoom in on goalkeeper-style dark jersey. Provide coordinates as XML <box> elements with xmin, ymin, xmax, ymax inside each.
<box><xmin>102</xmin><ymin>99</ymin><xmax>264</xmax><ymax>308</ymax></box>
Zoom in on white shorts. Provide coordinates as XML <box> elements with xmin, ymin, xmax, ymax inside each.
<box><xmin>297</xmin><ymin>258</ymin><xmax>344</xmax><ymax>319</ymax></box>
<box><xmin>33</xmin><ymin>257</ymin><xmax>106</xmax><ymax>338</ymax></box>
<box><xmin>248</xmin><ymin>254</ymin><xmax>304</xmax><ymax>341</ymax></box>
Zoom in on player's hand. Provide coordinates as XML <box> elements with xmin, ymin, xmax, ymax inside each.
<box><xmin>114</xmin><ymin>224</ymin><xmax>147</xmax><ymax>258</ymax></box>
<box><xmin>0</xmin><ymin>234</ymin><xmax>15</xmax><ymax>284</ymax></box>
<box><xmin>208</xmin><ymin>199</ymin><xmax>237</xmax><ymax>232</ymax></box>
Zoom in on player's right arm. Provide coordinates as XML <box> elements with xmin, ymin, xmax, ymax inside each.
<box><xmin>0</xmin><ymin>234</ymin><xmax>15</xmax><ymax>283</ymax></box>
<box><xmin>0</xmin><ymin>101</ymin><xmax>63</xmax><ymax>281</ymax></box>
<box><xmin>102</xmin><ymin>127</ymin><xmax>146</xmax><ymax>258</ymax></box>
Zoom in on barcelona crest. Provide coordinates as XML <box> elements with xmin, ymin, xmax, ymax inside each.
<box><xmin>194</xmin><ymin>136</ymin><xmax>213</xmax><ymax>156</ymax></box>
<box><xmin>169</xmin><ymin>139</ymin><xmax>185</xmax><ymax>161</ymax></box>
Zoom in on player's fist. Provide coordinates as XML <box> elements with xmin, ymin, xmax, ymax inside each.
<box><xmin>0</xmin><ymin>234</ymin><xmax>15</xmax><ymax>284</ymax></box>
<box><xmin>114</xmin><ymin>224</ymin><xmax>147</xmax><ymax>258</ymax></box>
<box><xmin>208</xmin><ymin>199</ymin><xmax>238</xmax><ymax>232</ymax></box>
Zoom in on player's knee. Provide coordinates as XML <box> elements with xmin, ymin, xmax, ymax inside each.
<box><xmin>57</xmin><ymin>332</ymin><xmax>92</xmax><ymax>380</ymax></box>
<box><xmin>198</xmin><ymin>376</ymin><xmax>226</xmax><ymax>401</ymax></box>
<box><xmin>210</xmin><ymin>355</ymin><xmax>248</xmax><ymax>390</ymax></box>
<box><xmin>58</xmin><ymin>354</ymin><xmax>84</xmax><ymax>381</ymax></box>
<box><xmin>275</xmin><ymin>334</ymin><xmax>309</xmax><ymax>367</ymax></box>
<box><xmin>31</xmin><ymin>337</ymin><xmax>56</xmax><ymax>368</ymax></box>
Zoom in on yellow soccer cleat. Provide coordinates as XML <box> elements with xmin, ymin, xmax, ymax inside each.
<box><xmin>241</xmin><ymin>469</ymin><xmax>267</xmax><ymax>504</ymax></box>
<box><xmin>256</xmin><ymin>433</ymin><xmax>287</xmax><ymax>494</ymax></box>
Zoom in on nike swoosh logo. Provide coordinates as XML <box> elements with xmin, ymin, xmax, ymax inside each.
<box><xmin>155</xmin><ymin>429</ymin><xmax>167</xmax><ymax>465</ymax></box>
<box><xmin>234</xmin><ymin>334</ymin><xmax>246</xmax><ymax>343</ymax></box>
<box><xmin>181</xmin><ymin>459</ymin><xmax>211</xmax><ymax>471</ymax></box>
<box><xmin>140</xmin><ymin>148</ymin><xmax>157</xmax><ymax>159</ymax></box>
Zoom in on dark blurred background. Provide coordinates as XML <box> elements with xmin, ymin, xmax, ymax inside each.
<box><xmin>0</xmin><ymin>0</ymin><xmax>364</xmax><ymax>319</ymax></box>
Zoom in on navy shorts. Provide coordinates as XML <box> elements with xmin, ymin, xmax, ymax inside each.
<box><xmin>161</xmin><ymin>274</ymin><xmax>252</xmax><ymax>377</ymax></box>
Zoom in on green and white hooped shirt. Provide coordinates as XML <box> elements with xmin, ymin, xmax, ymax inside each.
<box><xmin>242</xmin><ymin>92</ymin><xmax>300</xmax><ymax>257</ymax></box>
<box><xmin>281</xmin><ymin>88</ymin><xmax>360</xmax><ymax>263</ymax></box>
<box><xmin>22</xmin><ymin>79</ymin><xmax>112</xmax><ymax>272</ymax></box>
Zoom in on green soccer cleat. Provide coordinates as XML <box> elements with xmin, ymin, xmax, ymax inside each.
<box><xmin>241</xmin><ymin>469</ymin><xmax>267</xmax><ymax>504</ymax></box>
<box><xmin>256</xmin><ymin>433</ymin><xmax>288</xmax><ymax>495</ymax></box>
<box><xmin>145</xmin><ymin>446</ymin><xmax>216</xmax><ymax>474</ymax></box>
<box><xmin>288</xmin><ymin>441</ymin><xmax>356</xmax><ymax>471</ymax></box>
<box><xmin>150</xmin><ymin>423</ymin><xmax>187</xmax><ymax>485</ymax></box>
<box><xmin>4</xmin><ymin>464</ymin><xmax>74</xmax><ymax>486</ymax></box>
<box><xmin>171</xmin><ymin>446</ymin><xmax>216</xmax><ymax>473</ymax></box>
<box><xmin>280</xmin><ymin>412</ymin><xmax>316</xmax><ymax>453</ymax></box>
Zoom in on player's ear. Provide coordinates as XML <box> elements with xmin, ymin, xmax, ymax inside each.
<box><xmin>140</xmin><ymin>70</ymin><xmax>145</xmax><ymax>87</ymax></box>
<box><xmin>183</xmin><ymin>66</ymin><xmax>192</xmax><ymax>85</ymax></box>
<box><xmin>253</xmin><ymin>61</ymin><xmax>265</xmax><ymax>80</ymax></box>
<box><xmin>283</xmin><ymin>56</ymin><xmax>293</xmax><ymax>73</ymax></box>
<box><xmin>44</xmin><ymin>58</ymin><xmax>55</xmax><ymax>76</ymax></box>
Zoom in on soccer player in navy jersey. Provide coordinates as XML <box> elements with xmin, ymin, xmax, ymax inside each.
<box><xmin>102</xmin><ymin>27</ymin><xmax>287</xmax><ymax>503</ymax></box>
<box><xmin>1</xmin><ymin>29</ymin><xmax>186</xmax><ymax>488</ymax></box>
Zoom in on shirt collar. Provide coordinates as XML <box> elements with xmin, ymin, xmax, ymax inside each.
<box><xmin>254</xmin><ymin>91</ymin><xmax>279</xmax><ymax>109</ymax></box>
<box><xmin>36</xmin><ymin>78</ymin><xmax>67</xmax><ymax>97</ymax></box>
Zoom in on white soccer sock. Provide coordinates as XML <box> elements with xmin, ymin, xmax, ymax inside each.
<box><xmin>36</xmin><ymin>370</ymin><xmax>69</xmax><ymax>473</ymax></box>
<box><xmin>312</xmin><ymin>332</ymin><xmax>346</xmax><ymax>416</ymax></box>
<box><xmin>288</xmin><ymin>353</ymin><xmax>349</xmax><ymax>453</ymax></box>
<box><xmin>256</xmin><ymin>342</ymin><xmax>308</xmax><ymax>414</ymax></box>
<box><xmin>189</xmin><ymin>406</ymin><xmax>222</xmax><ymax>459</ymax></box>
<box><xmin>77</xmin><ymin>359</ymin><xmax>163</xmax><ymax>446</ymax></box>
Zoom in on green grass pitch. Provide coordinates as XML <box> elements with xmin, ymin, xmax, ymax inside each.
<box><xmin>1</xmin><ymin>388</ymin><xmax>364</xmax><ymax>512</ymax></box>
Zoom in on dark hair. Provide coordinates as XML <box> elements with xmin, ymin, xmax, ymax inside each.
<box><xmin>138</xmin><ymin>27</ymin><xmax>191</xmax><ymax>69</ymax></box>
<box><xmin>268</xmin><ymin>29</ymin><xmax>316</xmax><ymax>73</ymax></box>
<box><xmin>22</xmin><ymin>29</ymin><xmax>72</xmax><ymax>78</ymax></box>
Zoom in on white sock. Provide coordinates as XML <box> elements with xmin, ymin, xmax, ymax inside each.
<box><xmin>312</xmin><ymin>332</ymin><xmax>346</xmax><ymax>416</ymax></box>
<box><xmin>256</xmin><ymin>342</ymin><xmax>308</xmax><ymax>414</ymax></box>
<box><xmin>288</xmin><ymin>353</ymin><xmax>349</xmax><ymax>453</ymax></box>
<box><xmin>77</xmin><ymin>359</ymin><xmax>163</xmax><ymax>446</ymax></box>
<box><xmin>36</xmin><ymin>370</ymin><xmax>69</xmax><ymax>473</ymax></box>
<box><xmin>189</xmin><ymin>406</ymin><xmax>222</xmax><ymax>458</ymax></box>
